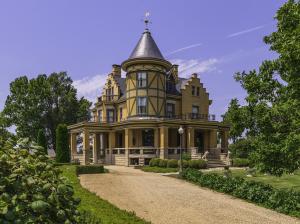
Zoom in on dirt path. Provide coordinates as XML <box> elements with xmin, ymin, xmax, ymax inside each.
<box><xmin>79</xmin><ymin>166</ymin><xmax>299</xmax><ymax>224</ymax></box>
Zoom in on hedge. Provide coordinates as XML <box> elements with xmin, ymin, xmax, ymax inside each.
<box><xmin>232</xmin><ymin>158</ymin><xmax>250</xmax><ymax>167</ymax></box>
<box><xmin>181</xmin><ymin>168</ymin><xmax>300</xmax><ymax>218</ymax></box>
<box><xmin>55</xmin><ymin>124</ymin><xmax>70</xmax><ymax>163</ymax></box>
<box><xmin>75</xmin><ymin>165</ymin><xmax>105</xmax><ymax>176</ymax></box>
<box><xmin>149</xmin><ymin>158</ymin><xmax>207</xmax><ymax>169</ymax></box>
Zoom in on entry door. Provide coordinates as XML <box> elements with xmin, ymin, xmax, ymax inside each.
<box><xmin>194</xmin><ymin>131</ymin><xmax>204</xmax><ymax>153</ymax></box>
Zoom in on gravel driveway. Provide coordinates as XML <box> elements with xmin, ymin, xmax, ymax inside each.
<box><xmin>79</xmin><ymin>166</ymin><xmax>299</xmax><ymax>224</ymax></box>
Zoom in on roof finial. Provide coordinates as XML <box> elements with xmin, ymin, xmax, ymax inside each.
<box><xmin>144</xmin><ymin>12</ymin><xmax>151</xmax><ymax>30</ymax></box>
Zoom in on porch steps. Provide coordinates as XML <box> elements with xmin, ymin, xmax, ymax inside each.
<box><xmin>207</xmin><ymin>159</ymin><xmax>227</xmax><ymax>168</ymax></box>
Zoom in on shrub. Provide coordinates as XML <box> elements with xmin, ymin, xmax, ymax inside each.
<box><xmin>229</xmin><ymin>138</ymin><xmax>255</xmax><ymax>159</ymax></box>
<box><xmin>55</xmin><ymin>124</ymin><xmax>70</xmax><ymax>163</ymax></box>
<box><xmin>75</xmin><ymin>165</ymin><xmax>105</xmax><ymax>175</ymax></box>
<box><xmin>0</xmin><ymin>138</ymin><xmax>82</xmax><ymax>223</ymax></box>
<box><xmin>181</xmin><ymin>168</ymin><xmax>300</xmax><ymax>217</ymax></box>
<box><xmin>158</xmin><ymin>159</ymin><xmax>168</xmax><ymax>168</ymax></box>
<box><xmin>181</xmin><ymin>159</ymin><xmax>189</xmax><ymax>168</ymax></box>
<box><xmin>167</xmin><ymin>159</ymin><xmax>178</xmax><ymax>168</ymax></box>
<box><xmin>182</xmin><ymin>152</ymin><xmax>191</xmax><ymax>160</ymax></box>
<box><xmin>149</xmin><ymin>158</ymin><xmax>161</xmax><ymax>167</ymax></box>
<box><xmin>188</xmin><ymin>159</ymin><xmax>207</xmax><ymax>169</ymax></box>
<box><xmin>37</xmin><ymin>129</ymin><xmax>47</xmax><ymax>154</ymax></box>
<box><xmin>232</xmin><ymin>158</ymin><xmax>250</xmax><ymax>167</ymax></box>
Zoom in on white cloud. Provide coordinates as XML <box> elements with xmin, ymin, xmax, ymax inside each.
<box><xmin>166</xmin><ymin>43</ymin><xmax>202</xmax><ymax>56</ymax></box>
<box><xmin>170</xmin><ymin>58</ymin><xmax>219</xmax><ymax>78</ymax></box>
<box><xmin>73</xmin><ymin>73</ymin><xmax>107</xmax><ymax>103</ymax></box>
<box><xmin>227</xmin><ymin>25</ymin><xmax>264</xmax><ymax>38</ymax></box>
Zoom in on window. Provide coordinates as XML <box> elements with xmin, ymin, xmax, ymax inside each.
<box><xmin>142</xmin><ymin>129</ymin><xmax>154</xmax><ymax>146</ymax></box>
<box><xmin>107</xmin><ymin>109</ymin><xmax>114</xmax><ymax>123</ymax></box>
<box><xmin>119</xmin><ymin>108</ymin><xmax>123</xmax><ymax>120</ymax></box>
<box><xmin>106</xmin><ymin>87</ymin><xmax>114</xmax><ymax>101</ymax></box>
<box><xmin>98</xmin><ymin>110</ymin><xmax>102</xmax><ymax>122</ymax></box>
<box><xmin>192</xmin><ymin>106</ymin><xmax>199</xmax><ymax>118</ymax></box>
<box><xmin>137</xmin><ymin>72</ymin><xmax>147</xmax><ymax>88</ymax></box>
<box><xmin>192</xmin><ymin>86</ymin><xmax>195</xmax><ymax>95</ymax></box>
<box><xmin>197</xmin><ymin>87</ymin><xmax>200</xmax><ymax>96</ymax></box>
<box><xmin>137</xmin><ymin>97</ymin><xmax>147</xmax><ymax>115</ymax></box>
<box><xmin>166</xmin><ymin>103</ymin><xmax>175</xmax><ymax>118</ymax></box>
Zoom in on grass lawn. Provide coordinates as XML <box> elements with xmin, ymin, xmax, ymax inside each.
<box><xmin>59</xmin><ymin>165</ymin><xmax>150</xmax><ymax>224</ymax></box>
<box><xmin>207</xmin><ymin>168</ymin><xmax>300</xmax><ymax>191</ymax></box>
<box><xmin>141</xmin><ymin>166</ymin><xmax>178</xmax><ymax>173</ymax></box>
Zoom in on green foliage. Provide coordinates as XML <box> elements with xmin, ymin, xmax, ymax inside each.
<box><xmin>188</xmin><ymin>159</ymin><xmax>207</xmax><ymax>169</ymax></box>
<box><xmin>3</xmin><ymin>72</ymin><xmax>91</xmax><ymax>151</ymax></box>
<box><xmin>76</xmin><ymin>165</ymin><xmax>105</xmax><ymax>175</ymax></box>
<box><xmin>60</xmin><ymin>165</ymin><xmax>150</xmax><ymax>224</ymax></box>
<box><xmin>224</xmin><ymin>1</ymin><xmax>300</xmax><ymax>176</ymax></box>
<box><xmin>232</xmin><ymin>158</ymin><xmax>250</xmax><ymax>167</ymax></box>
<box><xmin>0</xmin><ymin>112</ymin><xmax>14</xmax><ymax>148</ymax></box>
<box><xmin>37</xmin><ymin>129</ymin><xmax>47</xmax><ymax>154</ymax></box>
<box><xmin>142</xmin><ymin>166</ymin><xmax>178</xmax><ymax>173</ymax></box>
<box><xmin>229</xmin><ymin>138</ymin><xmax>255</xmax><ymax>159</ymax></box>
<box><xmin>55</xmin><ymin>124</ymin><xmax>70</xmax><ymax>163</ymax></box>
<box><xmin>149</xmin><ymin>158</ymin><xmax>160</xmax><ymax>167</ymax></box>
<box><xmin>0</xmin><ymin>138</ymin><xmax>83</xmax><ymax>223</ymax></box>
<box><xmin>167</xmin><ymin>159</ymin><xmax>178</xmax><ymax>168</ymax></box>
<box><xmin>158</xmin><ymin>159</ymin><xmax>168</xmax><ymax>168</ymax></box>
<box><xmin>181</xmin><ymin>169</ymin><xmax>300</xmax><ymax>217</ymax></box>
<box><xmin>222</xmin><ymin>98</ymin><xmax>247</xmax><ymax>143</ymax></box>
<box><xmin>182</xmin><ymin>152</ymin><xmax>191</xmax><ymax>160</ymax></box>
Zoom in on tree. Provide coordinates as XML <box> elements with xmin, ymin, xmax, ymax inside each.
<box><xmin>3</xmin><ymin>72</ymin><xmax>91</xmax><ymax>151</ymax></box>
<box><xmin>226</xmin><ymin>0</ymin><xmax>300</xmax><ymax>176</ymax></box>
<box><xmin>0</xmin><ymin>112</ymin><xmax>13</xmax><ymax>148</ymax></box>
<box><xmin>55</xmin><ymin>124</ymin><xmax>70</xmax><ymax>163</ymax></box>
<box><xmin>222</xmin><ymin>98</ymin><xmax>246</xmax><ymax>143</ymax></box>
<box><xmin>37</xmin><ymin>129</ymin><xmax>47</xmax><ymax>154</ymax></box>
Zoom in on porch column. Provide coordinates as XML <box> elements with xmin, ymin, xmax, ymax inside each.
<box><xmin>92</xmin><ymin>134</ymin><xmax>99</xmax><ymax>164</ymax></box>
<box><xmin>70</xmin><ymin>133</ymin><xmax>77</xmax><ymax>155</ymax></box>
<box><xmin>159</xmin><ymin>126</ymin><xmax>168</xmax><ymax>159</ymax></box>
<box><xmin>124</xmin><ymin>128</ymin><xmax>130</xmax><ymax>166</ymax></box>
<box><xmin>154</xmin><ymin>128</ymin><xmax>159</xmax><ymax>148</ymax></box>
<box><xmin>187</xmin><ymin>127</ymin><xmax>194</xmax><ymax>149</ymax></box>
<box><xmin>109</xmin><ymin>131</ymin><xmax>116</xmax><ymax>149</ymax></box>
<box><xmin>82</xmin><ymin>129</ymin><xmax>90</xmax><ymax>165</ymax></box>
<box><xmin>209</xmin><ymin>129</ymin><xmax>218</xmax><ymax>149</ymax></box>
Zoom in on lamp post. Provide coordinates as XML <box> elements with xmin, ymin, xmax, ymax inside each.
<box><xmin>178</xmin><ymin>126</ymin><xmax>184</xmax><ymax>173</ymax></box>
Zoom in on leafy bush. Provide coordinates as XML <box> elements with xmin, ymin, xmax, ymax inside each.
<box><xmin>181</xmin><ymin>168</ymin><xmax>300</xmax><ymax>217</ymax></box>
<box><xmin>37</xmin><ymin>129</ymin><xmax>47</xmax><ymax>154</ymax></box>
<box><xmin>167</xmin><ymin>159</ymin><xmax>178</xmax><ymax>168</ymax></box>
<box><xmin>188</xmin><ymin>159</ymin><xmax>207</xmax><ymax>169</ymax></box>
<box><xmin>0</xmin><ymin>138</ymin><xmax>83</xmax><ymax>223</ymax></box>
<box><xmin>55</xmin><ymin>124</ymin><xmax>70</xmax><ymax>163</ymax></box>
<box><xmin>181</xmin><ymin>159</ymin><xmax>189</xmax><ymax>168</ymax></box>
<box><xmin>229</xmin><ymin>138</ymin><xmax>255</xmax><ymax>159</ymax></box>
<box><xmin>182</xmin><ymin>152</ymin><xmax>191</xmax><ymax>160</ymax></box>
<box><xmin>232</xmin><ymin>158</ymin><xmax>250</xmax><ymax>167</ymax></box>
<box><xmin>158</xmin><ymin>159</ymin><xmax>168</xmax><ymax>168</ymax></box>
<box><xmin>76</xmin><ymin>165</ymin><xmax>105</xmax><ymax>175</ymax></box>
<box><xmin>149</xmin><ymin>158</ymin><xmax>161</xmax><ymax>167</ymax></box>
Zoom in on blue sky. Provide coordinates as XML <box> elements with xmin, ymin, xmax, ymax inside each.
<box><xmin>0</xmin><ymin>0</ymin><xmax>285</xmax><ymax>120</ymax></box>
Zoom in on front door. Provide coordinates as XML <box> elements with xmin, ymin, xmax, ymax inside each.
<box><xmin>194</xmin><ymin>130</ymin><xmax>204</xmax><ymax>153</ymax></box>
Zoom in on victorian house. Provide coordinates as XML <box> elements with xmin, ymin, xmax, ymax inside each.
<box><xmin>68</xmin><ymin>26</ymin><xmax>230</xmax><ymax>167</ymax></box>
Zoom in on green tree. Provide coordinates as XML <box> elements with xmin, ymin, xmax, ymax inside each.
<box><xmin>55</xmin><ymin>124</ymin><xmax>70</xmax><ymax>163</ymax></box>
<box><xmin>0</xmin><ymin>112</ymin><xmax>13</xmax><ymax>148</ymax></box>
<box><xmin>228</xmin><ymin>0</ymin><xmax>300</xmax><ymax>176</ymax></box>
<box><xmin>37</xmin><ymin>129</ymin><xmax>47</xmax><ymax>154</ymax></box>
<box><xmin>222</xmin><ymin>98</ymin><xmax>246</xmax><ymax>143</ymax></box>
<box><xmin>3</xmin><ymin>72</ymin><xmax>91</xmax><ymax>151</ymax></box>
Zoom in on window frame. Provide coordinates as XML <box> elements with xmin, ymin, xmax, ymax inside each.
<box><xmin>192</xmin><ymin>86</ymin><xmax>195</xmax><ymax>95</ymax></box>
<box><xmin>137</xmin><ymin>72</ymin><xmax>147</xmax><ymax>88</ymax></box>
<box><xmin>137</xmin><ymin>97</ymin><xmax>147</xmax><ymax>115</ymax></box>
<box><xmin>197</xmin><ymin>87</ymin><xmax>200</xmax><ymax>96</ymax></box>
<box><xmin>166</xmin><ymin>103</ymin><xmax>175</xmax><ymax>118</ymax></box>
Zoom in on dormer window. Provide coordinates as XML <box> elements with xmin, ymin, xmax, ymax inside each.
<box><xmin>137</xmin><ymin>72</ymin><xmax>147</xmax><ymax>88</ymax></box>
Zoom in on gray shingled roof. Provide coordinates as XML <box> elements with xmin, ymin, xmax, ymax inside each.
<box><xmin>128</xmin><ymin>29</ymin><xmax>165</xmax><ymax>60</ymax></box>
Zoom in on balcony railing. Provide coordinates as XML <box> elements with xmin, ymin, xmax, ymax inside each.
<box><xmin>98</xmin><ymin>95</ymin><xmax>120</xmax><ymax>102</ymax></box>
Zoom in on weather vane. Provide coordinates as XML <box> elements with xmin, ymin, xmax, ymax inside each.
<box><xmin>143</xmin><ymin>12</ymin><xmax>151</xmax><ymax>29</ymax></box>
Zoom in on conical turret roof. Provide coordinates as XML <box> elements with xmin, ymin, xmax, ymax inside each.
<box><xmin>128</xmin><ymin>29</ymin><xmax>164</xmax><ymax>60</ymax></box>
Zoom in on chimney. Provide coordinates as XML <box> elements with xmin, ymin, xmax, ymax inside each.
<box><xmin>112</xmin><ymin>64</ymin><xmax>121</xmax><ymax>77</ymax></box>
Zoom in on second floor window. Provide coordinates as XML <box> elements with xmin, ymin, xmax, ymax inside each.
<box><xmin>192</xmin><ymin>106</ymin><xmax>199</xmax><ymax>118</ymax></box>
<box><xmin>137</xmin><ymin>72</ymin><xmax>147</xmax><ymax>88</ymax></box>
<box><xmin>192</xmin><ymin>86</ymin><xmax>195</xmax><ymax>95</ymax></box>
<box><xmin>166</xmin><ymin>103</ymin><xmax>175</xmax><ymax>118</ymax></box>
<box><xmin>119</xmin><ymin>108</ymin><xmax>123</xmax><ymax>120</ymax></box>
<box><xmin>107</xmin><ymin>109</ymin><xmax>114</xmax><ymax>123</ymax></box>
<box><xmin>98</xmin><ymin>110</ymin><xmax>102</xmax><ymax>122</ymax></box>
<box><xmin>137</xmin><ymin>97</ymin><xmax>147</xmax><ymax>115</ymax></box>
<box><xmin>106</xmin><ymin>87</ymin><xmax>114</xmax><ymax>101</ymax></box>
